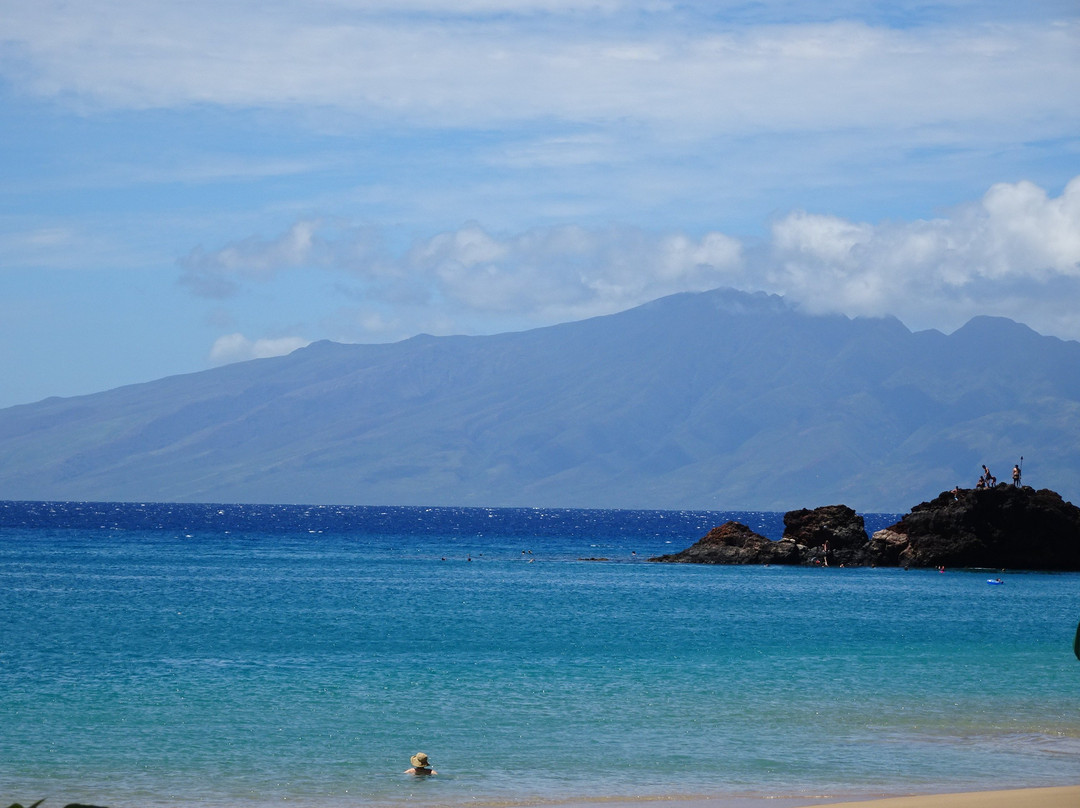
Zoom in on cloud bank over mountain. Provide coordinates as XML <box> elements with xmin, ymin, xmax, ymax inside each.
<box><xmin>179</xmin><ymin>176</ymin><xmax>1080</xmax><ymax>357</ymax></box>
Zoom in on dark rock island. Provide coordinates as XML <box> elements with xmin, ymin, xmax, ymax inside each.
<box><xmin>650</xmin><ymin>485</ymin><xmax>1080</xmax><ymax>571</ymax></box>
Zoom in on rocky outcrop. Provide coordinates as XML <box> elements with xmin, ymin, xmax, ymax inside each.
<box><xmin>875</xmin><ymin>485</ymin><xmax>1080</xmax><ymax>570</ymax></box>
<box><xmin>782</xmin><ymin>504</ymin><xmax>868</xmax><ymax>566</ymax></box>
<box><xmin>862</xmin><ymin>528</ymin><xmax>910</xmax><ymax>567</ymax></box>
<box><xmin>649</xmin><ymin>520</ymin><xmax>804</xmax><ymax>565</ymax></box>
<box><xmin>650</xmin><ymin>505</ymin><xmax>862</xmax><ymax>566</ymax></box>
<box><xmin>649</xmin><ymin>486</ymin><xmax>1080</xmax><ymax>571</ymax></box>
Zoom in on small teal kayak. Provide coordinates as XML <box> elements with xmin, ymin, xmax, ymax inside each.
<box><xmin>987</xmin><ymin>578</ymin><xmax>1004</xmax><ymax>585</ymax></box>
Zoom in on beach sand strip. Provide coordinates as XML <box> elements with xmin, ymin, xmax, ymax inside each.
<box><xmin>806</xmin><ymin>785</ymin><xmax>1080</xmax><ymax>808</ymax></box>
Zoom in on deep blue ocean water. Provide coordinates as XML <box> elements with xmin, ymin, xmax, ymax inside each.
<box><xmin>2</xmin><ymin>501</ymin><xmax>1078</xmax><ymax>808</ymax></box>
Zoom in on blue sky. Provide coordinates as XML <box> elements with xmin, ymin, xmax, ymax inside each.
<box><xmin>1</xmin><ymin>0</ymin><xmax>1079</xmax><ymax>408</ymax></box>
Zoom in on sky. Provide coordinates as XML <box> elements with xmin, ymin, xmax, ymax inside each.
<box><xmin>1</xmin><ymin>0</ymin><xmax>1079</xmax><ymax>409</ymax></box>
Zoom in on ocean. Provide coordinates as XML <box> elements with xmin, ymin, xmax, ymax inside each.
<box><xmin>2</xmin><ymin>501</ymin><xmax>1078</xmax><ymax>808</ymax></box>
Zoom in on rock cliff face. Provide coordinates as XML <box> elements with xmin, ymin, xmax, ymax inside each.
<box><xmin>878</xmin><ymin>485</ymin><xmax>1080</xmax><ymax>570</ymax></box>
<box><xmin>650</xmin><ymin>486</ymin><xmax>1080</xmax><ymax>571</ymax></box>
<box><xmin>782</xmin><ymin>504</ymin><xmax>868</xmax><ymax>566</ymax></box>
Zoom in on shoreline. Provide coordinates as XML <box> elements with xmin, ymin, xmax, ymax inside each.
<box><xmin>12</xmin><ymin>787</ymin><xmax>1080</xmax><ymax>808</ymax></box>
<box><xmin>547</xmin><ymin>786</ymin><xmax>1080</xmax><ymax>808</ymax></box>
<box><xmin>802</xmin><ymin>785</ymin><xmax>1080</xmax><ymax>807</ymax></box>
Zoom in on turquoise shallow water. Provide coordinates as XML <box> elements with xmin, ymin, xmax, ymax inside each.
<box><xmin>2</xmin><ymin>503</ymin><xmax>1079</xmax><ymax>807</ymax></box>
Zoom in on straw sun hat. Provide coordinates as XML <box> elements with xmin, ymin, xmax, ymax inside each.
<box><xmin>410</xmin><ymin>753</ymin><xmax>432</xmax><ymax>768</ymax></box>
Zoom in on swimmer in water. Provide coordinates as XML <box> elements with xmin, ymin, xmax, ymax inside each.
<box><xmin>405</xmin><ymin>753</ymin><xmax>436</xmax><ymax>775</ymax></box>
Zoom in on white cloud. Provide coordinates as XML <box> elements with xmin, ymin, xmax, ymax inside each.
<box><xmin>977</xmin><ymin>178</ymin><xmax>1080</xmax><ymax>279</ymax></box>
<box><xmin>179</xmin><ymin>219</ymin><xmax>383</xmax><ymax>298</ymax></box>
<box><xmin>209</xmin><ymin>333</ymin><xmax>311</xmax><ymax>365</ymax></box>
<box><xmin>183</xmin><ymin>220</ymin><xmax>745</xmax><ymax>329</ymax></box>
<box><xmin>1</xmin><ymin>2</ymin><xmax>1075</xmax><ymax>146</ymax></box>
<box><xmin>184</xmin><ymin>175</ymin><xmax>1080</xmax><ymax>341</ymax></box>
<box><xmin>762</xmin><ymin>175</ymin><xmax>1080</xmax><ymax>334</ymax></box>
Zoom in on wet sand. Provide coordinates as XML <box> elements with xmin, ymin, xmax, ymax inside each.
<box><xmin>801</xmin><ymin>785</ymin><xmax>1080</xmax><ymax>808</ymax></box>
<box><xmin>554</xmin><ymin>786</ymin><xmax>1080</xmax><ymax>808</ymax></box>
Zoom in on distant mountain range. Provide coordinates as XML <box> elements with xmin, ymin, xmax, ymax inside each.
<box><xmin>2</xmin><ymin>288</ymin><xmax>1078</xmax><ymax>512</ymax></box>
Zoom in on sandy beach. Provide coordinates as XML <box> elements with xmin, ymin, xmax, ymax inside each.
<box><xmin>803</xmin><ymin>786</ymin><xmax>1080</xmax><ymax>808</ymax></box>
<box><xmin>554</xmin><ymin>786</ymin><xmax>1080</xmax><ymax>808</ymax></box>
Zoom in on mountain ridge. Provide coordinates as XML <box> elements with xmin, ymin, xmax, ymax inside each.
<box><xmin>2</xmin><ymin>288</ymin><xmax>1077</xmax><ymax>512</ymax></box>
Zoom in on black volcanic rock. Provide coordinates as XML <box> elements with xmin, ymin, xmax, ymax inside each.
<box><xmin>874</xmin><ymin>485</ymin><xmax>1080</xmax><ymax>570</ymax></box>
<box><xmin>652</xmin><ymin>487</ymin><xmax>1080</xmax><ymax>570</ymax></box>
<box><xmin>649</xmin><ymin>520</ymin><xmax>803</xmax><ymax>565</ymax></box>
<box><xmin>782</xmin><ymin>504</ymin><xmax>867</xmax><ymax>565</ymax></box>
<box><xmin>650</xmin><ymin>506</ymin><xmax>869</xmax><ymax>566</ymax></box>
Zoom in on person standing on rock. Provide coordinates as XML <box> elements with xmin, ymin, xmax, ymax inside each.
<box><xmin>1013</xmin><ymin>464</ymin><xmax>1022</xmax><ymax>487</ymax></box>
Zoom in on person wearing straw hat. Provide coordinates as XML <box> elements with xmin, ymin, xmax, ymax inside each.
<box><xmin>405</xmin><ymin>752</ymin><xmax>437</xmax><ymax>775</ymax></box>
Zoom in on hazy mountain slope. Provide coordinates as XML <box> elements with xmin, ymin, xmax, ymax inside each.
<box><xmin>1</xmin><ymin>288</ymin><xmax>1077</xmax><ymax>511</ymax></box>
